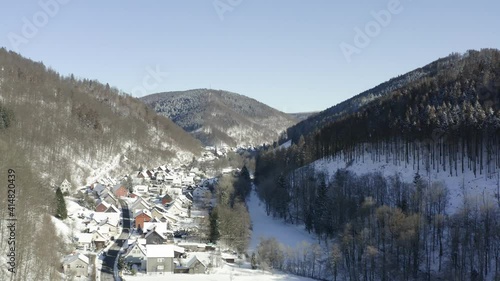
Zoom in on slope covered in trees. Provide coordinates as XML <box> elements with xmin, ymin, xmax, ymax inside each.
<box><xmin>254</xmin><ymin>49</ymin><xmax>500</xmax><ymax>280</ymax></box>
<box><xmin>0</xmin><ymin>48</ymin><xmax>201</xmax><ymax>185</ymax></box>
<box><xmin>0</xmin><ymin>141</ymin><xmax>65</xmax><ymax>281</ymax></box>
<box><xmin>310</xmin><ymin>49</ymin><xmax>500</xmax><ymax>176</ymax></box>
<box><xmin>207</xmin><ymin>166</ymin><xmax>252</xmax><ymax>253</ymax></box>
<box><xmin>0</xmin><ymin>48</ymin><xmax>201</xmax><ymax>279</ymax></box>
<box><xmin>285</xmin><ymin>50</ymin><xmax>497</xmax><ymax>144</ymax></box>
<box><xmin>141</xmin><ymin>89</ymin><xmax>297</xmax><ymax>147</ymax></box>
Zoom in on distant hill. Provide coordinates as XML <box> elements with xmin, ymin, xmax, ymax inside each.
<box><xmin>288</xmin><ymin>112</ymin><xmax>318</xmax><ymax>122</ymax></box>
<box><xmin>141</xmin><ymin>89</ymin><xmax>297</xmax><ymax>147</ymax></box>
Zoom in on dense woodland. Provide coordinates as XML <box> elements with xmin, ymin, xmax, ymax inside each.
<box><xmin>284</xmin><ymin>51</ymin><xmax>453</xmax><ymax>144</ymax></box>
<box><xmin>0</xmin><ymin>140</ymin><xmax>66</xmax><ymax>281</ymax></box>
<box><xmin>207</xmin><ymin>166</ymin><xmax>252</xmax><ymax>253</ymax></box>
<box><xmin>311</xmin><ymin>49</ymin><xmax>500</xmax><ymax>177</ymax></box>
<box><xmin>286</xmin><ymin>49</ymin><xmax>500</xmax><ymax>175</ymax></box>
<box><xmin>255</xmin><ymin>49</ymin><xmax>500</xmax><ymax>280</ymax></box>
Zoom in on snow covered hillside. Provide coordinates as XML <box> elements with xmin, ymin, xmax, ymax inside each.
<box><xmin>314</xmin><ymin>150</ymin><xmax>500</xmax><ymax>213</ymax></box>
<box><xmin>141</xmin><ymin>89</ymin><xmax>297</xmax><ymax>147</ymax></box>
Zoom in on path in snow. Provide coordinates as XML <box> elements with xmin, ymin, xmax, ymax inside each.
<box><xmin>247</xmin><ymin>186</ymin><xmax>316</xmax><ymax>252</ymax></box>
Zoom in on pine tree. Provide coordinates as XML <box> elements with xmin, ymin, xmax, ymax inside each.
<box><xmin>209</xmin><ymin>208</ymin><xmax>220</xmax><ymax>243</ymax></box>
<box><xmin>313</xmin><ymin>180</ymin><xmax>330</xmax><ymax>238</ymax></box>
<box><xmin>412</xmin><ymin>172</ymin><xmax>425</xmax><ymax>213</ymax></box>
<box><xmin>304</xmin><ymin>205</ymin><xmax>314</xmax><ymax>233</ymax></box>
<box><xmin>251</xmin><ymin>252</ymin><xmax>258</xmax><ymax>269</ymax></box>
<box><xmin>276</xmin><ymin>174</ymin><xmax>290</xmax><ymax>220</ymax></box>
<box><xmin>55</xmin><ymin>187</ymin><xmax>67</xmax><ymax>219</ymax></box>
<box><xmin>240</xmin><ymin>165</ymin><xmax>251</xmax><ymax>182</ymax></box>
<box><xmin>0</xmin><ymin>102</ymin><xmax>14</xmax><ymax>129</ymax></box>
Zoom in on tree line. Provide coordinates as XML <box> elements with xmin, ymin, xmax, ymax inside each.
<box><xmin>207</xmin><ymin>166</ymin><xmax>252</xmax><ymax>254</ymax></box>
<box><xmin>0</xmin><ymin>141</ymin><xmax>67</xmax><ymax>281</ymax></box>
<box><xmin>255</xmin><ymin>155</ymin><xmax>500</xmax><ymax>280</ymax></box>
<box><xmin>288</xmin><ymin>49</ymin><xmax>500</xmax><ymax>178</ymax></box>
<box><xmin>254</xmin><ymin>49</ymin><xmax>500</xmax><ymax>280</ymax></box>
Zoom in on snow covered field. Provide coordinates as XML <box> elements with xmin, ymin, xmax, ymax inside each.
<box><xmin>247</xmin><ymin>187</ymin><xmax>316</xmax><ymax>251</ymax></box>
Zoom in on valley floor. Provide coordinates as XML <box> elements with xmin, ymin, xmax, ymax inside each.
<box><xmin>126</xmin><ymin>264</ymin><xmax>316</xmax><ymax>281</ymax></box>
<box><xmin>247</xmin><ymin>186</ymin><xmax>316</xmax><ymax>251</ymax></box>
<box><xmin>124</xmin><ymin>186</ymin><xmax>319</xmax><ymax>281</ymax></box>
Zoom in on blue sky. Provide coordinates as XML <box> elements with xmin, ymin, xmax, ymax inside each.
<box><xmin>1</xmin><ymin>1</ymin><xmax>499</xmax><ymax>113</ymax></box>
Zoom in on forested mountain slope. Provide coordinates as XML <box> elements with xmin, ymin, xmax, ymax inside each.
<box><xmin>255</xmin><ymin>49</ymin><xmax>500</xmax><ymax>281</ymax></box>
<box><xmin>0</xmin><ymin>48</ymin><xmax>201</xmax><ymax>186</ymax></box>
<box><xmin>285</xmin><ymin>50</ymin><xmax>487</xmax><ymax>144</ymax></box>
<box><xmin>0</xmin><ymin>48</ymin><xmax>202</xmax><ymax>280</ymax></box>
<box><xmin>141</xmin><ymin>89</ymin><xmax>297</xmax><ymax>147</ymax></box>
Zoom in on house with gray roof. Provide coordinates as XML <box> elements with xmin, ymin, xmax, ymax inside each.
<box><xmin>62</xmin><ymin>253</ymin><xmax>89</xmax><ymax>278</ymax></box>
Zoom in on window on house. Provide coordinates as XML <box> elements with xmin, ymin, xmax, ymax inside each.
<box><xmin>157</xmin><ymin>265</ymin><xmax>164</xmax><ymax>271</ymax></box>
<box><xmin>157</xmin><ymin>258</ymin><xmax>163</xmax><ymax>263</ymax></box>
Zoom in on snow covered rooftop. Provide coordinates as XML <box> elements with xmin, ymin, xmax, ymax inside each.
<box><xmin>62</xmin><ymin>253</ymin><xmax>89</xmax><ymax>265</ymax></box>
<box><xmin>186</xmin><ymin>255</ymin><xmax>205</xmax><ymax>267</ymax></box>
<box><xmin>143</xmin><ymin>222</ymin><xmax>169</xmax><ymax>233</ymax></box>
<box><xmin>145</xmin><ymin>245</ymin><xmax>174</xmax><ymax>258</ymax></box>
<box><xmin>77</xmin><ymin>233</ymin><xmax>93</xmax><ymax>244</ymax></box>
<box><xmin>134</xmin><ymin>209</ymin><xmax>152</xmax><ymax>218</ymax></box>
<box><xmin>92</xmin><ymin>212</ymin><xmax>120</xmax><ymax>224</ymax></box>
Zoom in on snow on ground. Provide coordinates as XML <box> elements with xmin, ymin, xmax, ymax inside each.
<box><xmin>66</xmin><ymin>198</ymin><xmax>94</xmax><ymax>231</ymax></box>
<box><xmin>314</xmin><ymin>152</ymin><xmax>500</xmax><ymax>213</ymax></box>
<box><xmin>279</xmin><ymin>140</ymin><xmax>292</xmax><ymax>149</ymax></box>
<box><xmin>80</xmin><ymin>153</ymin><xmax>123</xmax><ymax>186</ymax></box>
<box><xmin>126</xmin><ymin>263</ymin><xmax>316</xmax><ymax>281</ymax></box>
<box><xmin>51</xmin><ymin>215</ymin><xmax>72</xmax><ymax>244</ymax></box>
<box><xmin>51</xmin><ymin>198</ymin><xmax>94</xmax><ymax>244</ymax></box>
<box><xmin>247</xmin><ymin>187</ymin><xmax>316</xmax><ymax>252</ymax></box>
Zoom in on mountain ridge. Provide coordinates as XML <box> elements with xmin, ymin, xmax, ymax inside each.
<box><xmin>141</xmin><ymin>88</ymin><xmax>297</xmax><ymax>147</ymax></box>
<box><xmin>285</xmin><ymin>52</ymin><xmax>471</xmax><ymax>144</ymax></box>
<box><xmin>0</xmin><ymin>48</ymin><xmax>202</xmax><ymax>186</ymax></box>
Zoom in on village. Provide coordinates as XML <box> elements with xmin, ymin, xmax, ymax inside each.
<box><xmin>58</xmin><ymin>154</ymin><xmax>240</xmax><ymax>280</ymax></box>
